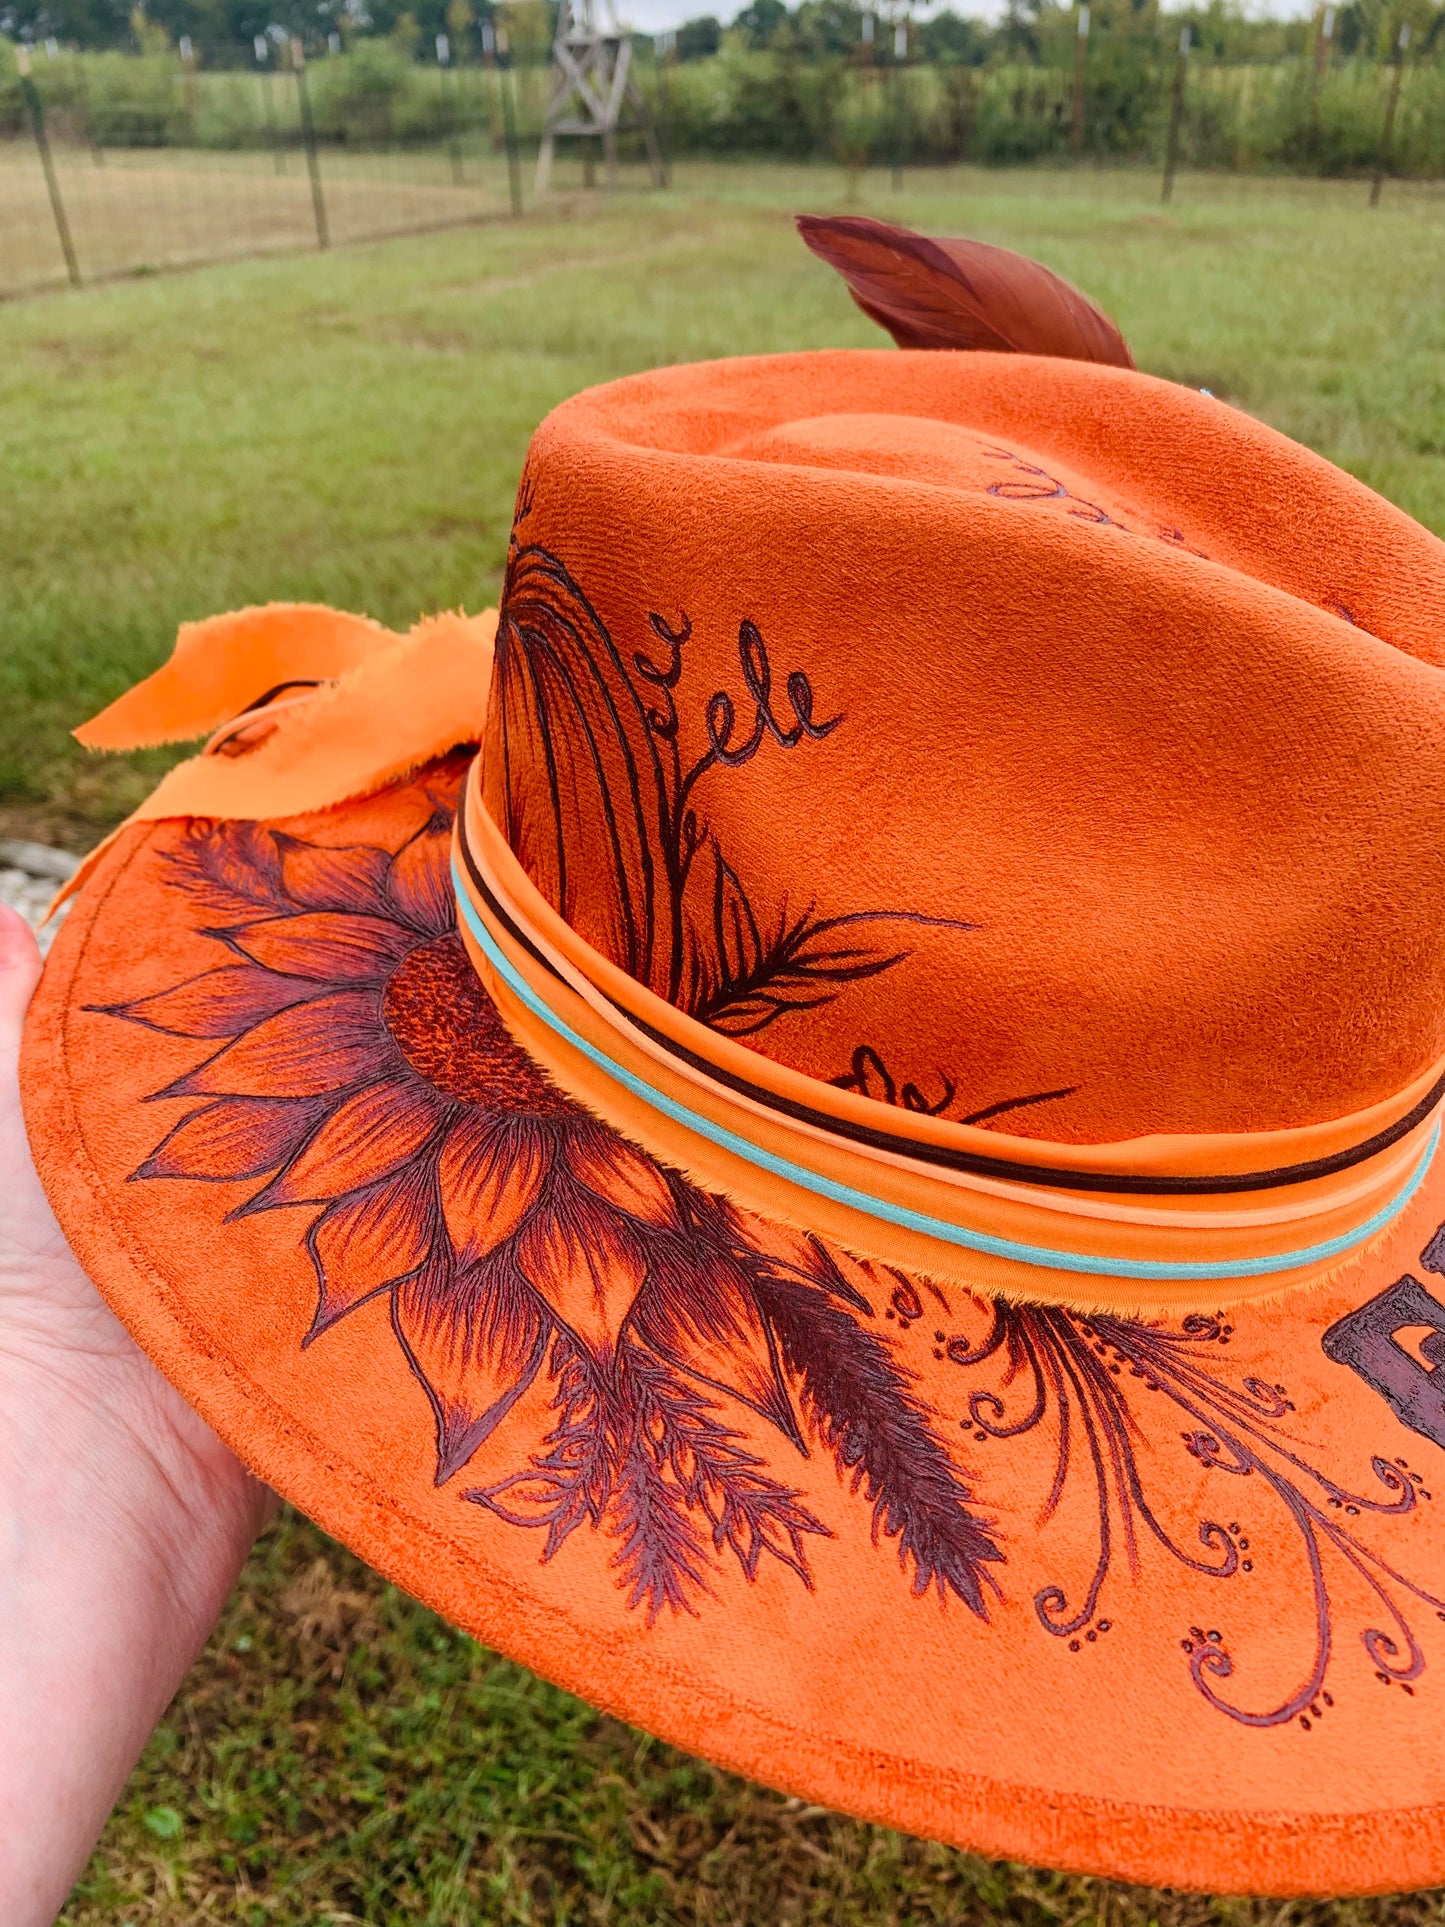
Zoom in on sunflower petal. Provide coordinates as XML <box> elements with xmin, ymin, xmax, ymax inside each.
<box><xmin>516</xmin><ymin>1192</ymin><xmax>645</xmax><ymax>1357</ymax></box>
<box><xmin>562</xmin><ymin>1128</ymin><xmax>676</xmax><ymax>1228</ymax></box>
<box><xmin>305</xmin><ymin>1164</ymin><xmax>436</xmax><ymax>1337</ymax></box>
<box><xmin>387</xmin><ymin>813</ymin><xmax>456</xmax><ymax>936</ymax></box>
<box><xmin>393</xmin><ymin>1263</ymin><xmax>547</xmax><ymax>1482</ymax></box>
<box><xmin>222</xmin><ymin>911</ymin><xmax>414</xmax><ymax>985</ymax></box>
<box><xmin>253</xmin><ymin>1075</ymin><xmax>444</xmax><ymax>1208</ymax></box>
<box><xmin>96</xmin><ymin>964</ymin><xmax>313</xmax><ymax>1040</ymax></box>
<box><xmin>438</xmin><ymin>1113</ymin><xmax>548</xmax><ymax>1266</ymax></box>
<box><xmin>634</xmin><ymin>1256</ymin><xmax>804</xmax><ymax>1447</ymax></box>
<box><xmin>159</xmin><ymin>989</ymin><xmax>386</xmax><ymax>1099</ymax></box>
<box><xmin>134</xmin><ymin>1094</ymin><xmax>328</xmax><ymax>1182</ymax></box>
<box><xmin>274</xmin><ymin>836</ymin><xmax>393</xmax><ymax>917</ymax></box>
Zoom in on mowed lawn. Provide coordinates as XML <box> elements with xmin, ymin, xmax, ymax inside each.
<box><xmin>3</xmin><ymin>160</ymin><xmax>1444</xmax><ymax>1924</ymax></box>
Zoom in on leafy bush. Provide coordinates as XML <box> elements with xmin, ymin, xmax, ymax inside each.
<box><xmin>62</xmin><ymin>49</ymin><xmax>181</xmax><ymax>145</ymax></box>
<box><xmin>308</xmin><ymin>37</ymin><xmax>443</xmax><ymax>144</ymax></box>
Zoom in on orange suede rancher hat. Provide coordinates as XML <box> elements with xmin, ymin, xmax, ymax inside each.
<box><xmin>23</xmin><ymin>220</ymin><xmax>1445</xmax><ymax>1898</ymax></box>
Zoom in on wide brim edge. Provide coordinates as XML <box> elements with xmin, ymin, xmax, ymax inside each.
<box><xmin>20</xmin><ymin>818</ymin><xmax>1445</xmax><ymax>1899</ymax></box>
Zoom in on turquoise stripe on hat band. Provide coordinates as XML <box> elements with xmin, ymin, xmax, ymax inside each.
<box><xmin>454</xmin><ymin>860</ymin><xmax>1438</xmax><ymax>1285</ymax></box>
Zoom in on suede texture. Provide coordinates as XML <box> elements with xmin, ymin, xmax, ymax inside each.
<box><xmin>483</xmin><ymin>350</ymin><xmax>1445</xmax><ymax>1145</ymax></box>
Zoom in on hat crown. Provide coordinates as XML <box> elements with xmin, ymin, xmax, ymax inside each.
<box><xmin>482</xmin><ymin>350</ymin><xmax>1445</xmax><ymax>1146</ymax></box>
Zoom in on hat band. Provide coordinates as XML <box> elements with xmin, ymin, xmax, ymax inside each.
<box><xmin>454</xmin><ymin>761</ymin><xmax>1443</xmax><ymax>1312</ymax></box>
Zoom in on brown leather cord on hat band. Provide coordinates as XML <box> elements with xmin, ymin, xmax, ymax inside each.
<box><xmin>453</xmin><ymin>760</ymin><xmax>1445</xmax><ymax>1312</ymax></box>
<box><xmin>201</xmin><ymin>680</ymin><xmax>336</xmax><ymax>759</ymax></box>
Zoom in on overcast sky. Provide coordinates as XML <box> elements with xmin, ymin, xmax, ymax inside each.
<box><xmin>618</xmin><ymin>0</ymin><xmax>1315</xmax><ymax>34</ymax></box>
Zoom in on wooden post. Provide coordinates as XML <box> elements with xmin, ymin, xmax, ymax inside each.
<box><xmin>436</xmin><ymin>32</ymin><xmax>465</xmax><ymax>184</ymax></box>
<box><xmin>654</xmin><ymin>30</ymin><xmax>674</xmax><ymax>188</ymax></box>
<box><xmin>1161</xmin><ymin>23</ymin><xmax>1190</xmax><ymax>204</ymax></box>
<box><xmin>891</xmin><ymin>14</ymin><xmax>907</xmax><ymax>191</ymax></box>
<box><xmin>71</xmin><ymin>50</ymin><xmax>104</xmax><ymax>164</ymax></box>
<box><xmin>1070</xmin><ymin>2</ymin><xmax>1089</xmax><ymax>152</ymax></box>
<box><xmin>1369</xmin><ymin>20</ymin><xmax>1410</xmax><ymax>208</ymax></box>
<box><xmin>17</xmin><ymin>44</ymin><xmax>80</xmax><ymax>287</ymax></box>
<box><xmin>290</xmin><ymin>38</ymin><xmax>329</xmax><ymax>249</ymax></box>
<box><xmin>255</xmin><ymin>36</ymin><xmax>286</xmax><ymax>175</ymax></box>
<box><xmin>1307</xmin><ymin>4</ymin><xmax>1333</xmax><ymax>160</ymax></box>
<box><xmin>494</xmin><ymin>29</ymin><xmax>524</xmax><ymax>216</ymax></box>
<box><xmin>665</xmin><ymin>31</ymin><xmax>676</xmax><ymax>187</ymax></box>
<box><xmin>178</xmin><ymin>33</ymin><xmax>198</xmax><ymax>135</ymax></box>
<box><xmin>840</xmin><ymin>11</ymin><xmax>873</xmax><ymax>195</ymax></box>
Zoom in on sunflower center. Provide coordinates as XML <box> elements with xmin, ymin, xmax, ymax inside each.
<box><xmin>383</xmin><ymin>935</ymin><xmax>575</xmax><ymax>1115</ymax></box>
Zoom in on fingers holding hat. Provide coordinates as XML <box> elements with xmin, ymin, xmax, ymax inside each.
<box><xmin>0</xmin><ymin>902</ymin><xmax>47</xmax><ymax>1284</ymax></box>
<box><xmin>0</xmin><ymin>898</ymin><xmax>137</xmax><ymax>1339</ymax></box>
<box><xmin>0</xmin><ymin>898</ymin><xmax>40</xmax><ymax>1034</ymax></box>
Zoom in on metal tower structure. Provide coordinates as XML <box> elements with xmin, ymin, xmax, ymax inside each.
<box><xmin>535</xmin><ymin>0</ymin><xmax>665</xmax><ymax>192</ymax></box>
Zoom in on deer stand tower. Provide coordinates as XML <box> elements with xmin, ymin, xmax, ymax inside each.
<box><xmin>535</xmin><ymin>0</ymin><xmax>665</xmax><ymax>192</ymax></box>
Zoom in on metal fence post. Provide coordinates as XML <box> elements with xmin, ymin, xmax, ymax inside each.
<box><xmin>17</xmin><ymin>44</ymin><xmax>80</xmax><ymax>287</ymax></box>
<box><xmin>1369</xmin><ymin>21</ymin><xmax>1410</xmax><ymax>207</ymax></box>
<box><xmin>1070</xmin><ymin>3</ymin><xmax>1089</xmax><ymax>151</ymax></box>
<box><xmin>290</xmin><ymin>38</ymin><xmax>330</xmax><ymax>248</ymax></box>
<box><xmin>1161</xmin><ymin>24</ymin><xmax>1190</xmax><ymax>203</ymax></box>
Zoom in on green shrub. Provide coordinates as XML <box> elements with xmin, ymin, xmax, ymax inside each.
<box><xmin>309</xmin><ymin>39</ymin><xmax>439</xmax><ymax>144</ymax></box>
<box><xmin>65</xmin><ymin>49</ymin><xmax>183</xmax><ymax>147</ymax></box>
<box><xmin>8</xmin><ymin>34</ymin><xmax>1444</xmax><ymax>176</ymax></box>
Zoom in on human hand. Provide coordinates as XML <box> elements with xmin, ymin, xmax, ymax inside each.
<box><xmin>0</xmin><ymin>901</ymin><xmax>274</xmax><ymax>1926</ymax></box>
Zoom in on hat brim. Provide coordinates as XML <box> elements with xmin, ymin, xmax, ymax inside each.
<box><xmin>24</xmin><ymin>753</ymin><xmax>1445</xmax><ymax>1897</ymax></box>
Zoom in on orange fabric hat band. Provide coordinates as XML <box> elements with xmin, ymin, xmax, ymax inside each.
<box><xmin>454</xmin><ymin>763</ymin><xmax>1445</xmax><ymax>1315</ymax></box>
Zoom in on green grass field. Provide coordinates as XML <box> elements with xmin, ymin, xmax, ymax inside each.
<box><xmin>5</xmin><ymin>158</ymin><xmax>1445</xmax><ymax>1923</ymax></box>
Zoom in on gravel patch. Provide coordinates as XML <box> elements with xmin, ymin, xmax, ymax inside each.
<box><xmin>0</xmin><ymin>841</ymin><xmax>79</xmax><ymax>955</ymax></box>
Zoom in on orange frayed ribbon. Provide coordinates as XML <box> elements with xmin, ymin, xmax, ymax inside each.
<box><xmin>61</xmin><ymin>602</ymin><xmax>497</xmax><ymax>908</ymax></box>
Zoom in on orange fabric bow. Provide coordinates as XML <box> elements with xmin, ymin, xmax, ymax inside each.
<box><xmin>63</xmin><ymin>602</ymin><xmax>497</xmax><ymax>904</ymax></box>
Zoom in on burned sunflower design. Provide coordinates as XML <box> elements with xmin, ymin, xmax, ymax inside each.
<box><xmin>97</xmin><ymin>758</ymin><xmax>1001</xmax><ymax>1621</ymax></box>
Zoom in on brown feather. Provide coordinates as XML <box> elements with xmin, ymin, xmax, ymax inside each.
<box><xmin>795</xmin><ymin>213</ymin><xmax>1134</xmax><ymax>368</ymax></box>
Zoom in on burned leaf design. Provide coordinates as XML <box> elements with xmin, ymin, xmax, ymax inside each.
<box><xmin>102</xmin><ymin>770</ymin><xmax>1000</xmax><ymax>1620</ymax></box>
<box><xmin>492</xmin><ymin>547</ymin><xmax>974</xmax><ymax>1037</ymax></box>
<box><xmin>687</xmin><ymin>846</ymin><xmax>972</xmax><ymax>1038</ymax></box>
<box><xmin>942</xmin><ymin>1298</ymin><xmax>1445</xmax><ymax>1728</ymax></box>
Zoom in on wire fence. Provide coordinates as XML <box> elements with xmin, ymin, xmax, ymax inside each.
<box><xmin>1</xmin><ymin>38</ymin><xmax>539</xmax><ymax>295</ymax></box>
<box><xmin>2</xmin><ymin>28</ymin><xmax>1441</xmax><ymax>299</ymax></box>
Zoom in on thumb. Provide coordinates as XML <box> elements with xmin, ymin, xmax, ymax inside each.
<box><xmin>0</xmin><ymin>900</ymin><xmax>90</xmax><ymax>1309</ymax></box>
<box><xmin>0</xmin><ymin>903</ymin><xmax>42</xmax><ymax>1110</ymax></box>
